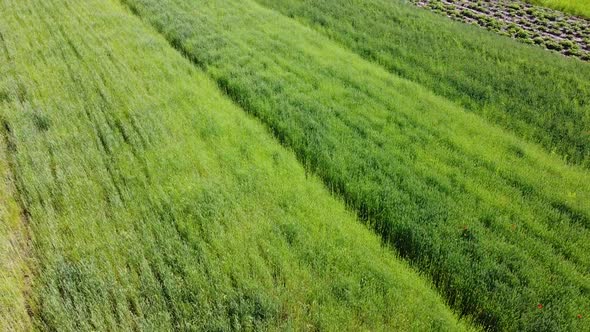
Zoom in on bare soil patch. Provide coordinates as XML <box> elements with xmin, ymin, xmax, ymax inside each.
<box><xmin>413</xmin><ymin>0</ymin><xmax>590</xmax><ymax>61</ymax></box>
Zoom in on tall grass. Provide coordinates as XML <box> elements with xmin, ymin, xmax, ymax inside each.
<box><xmin>529</xmin><ymin>0</ymin><xmax>590</xmax><ymax>17</ymax></box>
<box><xmin>0</xmin><ymin>121</ymin><xmax>32</xmax><ymax>331</ymax></box>
<box><xmin>121</xmin><ymin>0</ymin><xmax>590</xmax><ymax>330</ymax></box>
<box><xmin>257</xmin><ymin>0</ymin><xmax>590</xmax><ymax>169</ymax></box>
<box><xmin>0</xmin><ymin>0</ymin><xmax>470</xmax><ymax>330</ymax></box>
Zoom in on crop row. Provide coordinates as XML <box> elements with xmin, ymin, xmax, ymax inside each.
<box><xmin>413</xmin><ymin>0</ymin><xmax>590</xmax><ymax>61</ymax></box>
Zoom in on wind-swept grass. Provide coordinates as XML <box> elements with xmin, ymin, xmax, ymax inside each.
<box><xmin>0</xmin><ymin>22</ymin><xmax>33</xmax><ymax>330</ymax></box>
<box><xmin>121</xmin><ymin>0</ymin><xmax>590</xmax><ymax>330</ymax></box>
<box><xmin>0</xmin><ymin>122</ymin><xmax>33</xmax><ymax>331</ymax></box>
<box><xmin>0</xmin><ymin>0</ymin><xmax>469</xmax><ymax>330</ymax></box>
<box><xmin>257</xmin><ymin>0</ymin><xmax>590</xmax><ymax>169</ymax></box>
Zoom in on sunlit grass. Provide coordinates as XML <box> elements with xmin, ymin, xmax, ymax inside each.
<box><xmin>258</xmin><ymin>0</ymin><xmax>590</xmax><ymax>169</ymax></box>
<box><xmin>121</xmin><ymin>0</ymin><xmax>590</xmax><ymax>330</ymax></box>
<box><xmin>0</xmin><ymin>0</ymin><xmax>471</xmax><ymax>330</ymax></box>
<box><xmin>529</xmin><ymin>0</ymin><xmax>590</xmax><ymax>17</ymax></box>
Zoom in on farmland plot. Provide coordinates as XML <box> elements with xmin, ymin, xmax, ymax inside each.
<box><xmin>0</xmin><ymin>0</ymin><xmax>470</xmax><ymax>330</ymax></box>
<box><xmin>122</xmin><ymin>0</ymin><xmax>590</xmax><ymax>330</ymax></box>
<box><xmin>258</xmin><ymin>0</ymin><xmax>590</xmax><ymax>170</ymax></box>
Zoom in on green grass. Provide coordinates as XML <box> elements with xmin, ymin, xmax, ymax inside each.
<box><xmin>529</xmin><ymin>0</ymin><xmax>590</xmax><ymax>18</ymax></box>
<box><xmin>0</xmin><ymin>0</ymin><xmax>471</xmax><ymax>330</ymax></box>
<box><xmin>121</xmin><ymin>0</ymin><xmax>590</xmax><ymax>330</ymax></box>
<box><xmin>257</xmin><ymin>0</ymin><xmax>590</xmax><ymax>169</ymax></box>
<box><xmin>0</xmin><ymin>129</ymin><xmax>32</xmax><ymax>331</ymax></box>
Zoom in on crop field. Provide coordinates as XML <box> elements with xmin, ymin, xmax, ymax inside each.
<box><xmin>258</xmin><ymin>0</ymin><xmax>590</xmax><ymax>169</ymax></box>
<box><xmin>123</xmin><ymin>0</ymin><xmax>590</xmax><ymax>330</ymax></box>
<box><xmin>0</xmin><ymin>0</ymin><xmax>471</xmax><ymax>330</ymax></box>
<box><xmin>1</xmin><ymin>0</ymin><xmax>589</xmax><ymax>331</ymax></box>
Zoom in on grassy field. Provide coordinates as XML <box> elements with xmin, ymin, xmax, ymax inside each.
<box><xmin>529</xmin><ymin>0</ymin><xmax>590</xmax><ymax>17</ymax></box>
<box><xmin>121</xmin><ymin>0</ymin><xmax>590</xmax><ymax>330</ymax></box>
<box><xmin>258</xmin><ymin>0</ymin><xmax>590</xmax><ymax>169</ymax></box>
<box><xmin>0</xmin><ymin>0</ymin><xmax>473</xmax><ymax>330</ymax></box>
<box><xmin>0</xmin><ymin>123</ymin><xmax>32</xmax><ymax>331</ymax></box>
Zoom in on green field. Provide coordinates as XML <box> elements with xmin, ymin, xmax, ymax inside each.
<box><xmin>121</xmin><ymin>0</ymin><xmax>590</xmax><ymax>330</ymax></box>
<box><xmin>0</xmin><ymin>0</ymin><xmax>471</xmax><ymax>330</ymax></box>
<box><xmin>529</xmin><ymin>0</ymin><xmax>590</xmax><ymax>17</ymax></box>
<box><xmin>258</xmin><ymin>0</ymin><xmax>590</xmax><ymax>169</ymax></box>
<box><xmin>2</xmin><ymin>0</ymin><xmax>590</xmax><ymax>331</ymax></box>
